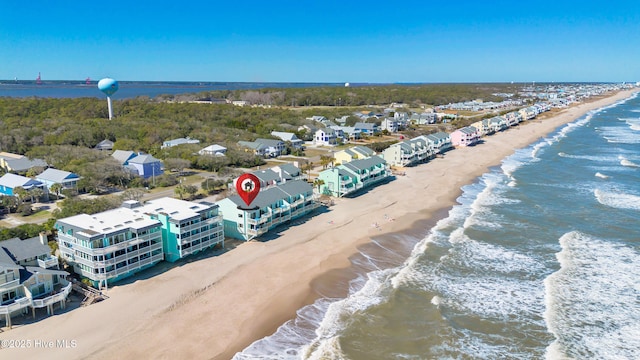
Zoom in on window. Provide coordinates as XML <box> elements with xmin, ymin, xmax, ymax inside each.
<box><xmin>2</xmin><ymin>290</ymin><xmax>17</xmax><ymax>304</ymax></box>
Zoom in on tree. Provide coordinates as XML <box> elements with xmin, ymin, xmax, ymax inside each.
<box><xmin>313</xmin><ymin>178</ymin><xmax>325</xmax><ymax>193</ymax></box>
<box><xmin>184</xmin><ymin>184</ymin><xmax>198</xmax><ymax>200</ymax></box>
<box><xmin>301</xmin><ymin>161</ymin><xmax>314</xmax><ymax>181</ymax></box>
<box><xmin>174</xmin><ymin>184</ymin><xmax>186</xmax><ymax>200</ymax></box>
<box><xmin>30</xmin><ymin>187</ymin><xmax>45</xmax><ymax>203</ymax></box>
<box><xmin>12</xmin><ymin>186</ymin><xmax>27</xmax><ymax>205</ymax></box>
<box><xmin>120</xmin><ymin>188</ymin><xmax>146</xmax><ymax>201</ymax></box>
<box><xmin>50</xmin><ymin>183</ymin><xmax>64</xmax><ymax>198</ymax></box>
<box><xmin>319</xmin><ymin>155</ymin><xmax>335</xmax><ymax>169</ymax></box>
<box><xmin>163</xmin><ymin>158</ymin><xmax>191</xmax><ymax>174</ymax></box>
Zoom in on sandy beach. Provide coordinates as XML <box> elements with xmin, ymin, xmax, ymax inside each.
<box><xmin>0</xmin><ymin>89</ymin><xmax>635</xmax><ymax>360</ymax></box>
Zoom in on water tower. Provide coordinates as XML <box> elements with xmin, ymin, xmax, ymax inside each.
<box><xmin>98</xmin><ymin>78</ymin><xmax>119</xmax><ymax>120</ymax></box>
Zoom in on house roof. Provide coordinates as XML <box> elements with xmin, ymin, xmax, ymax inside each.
<box><xmin>354</xmin><ymin>122</ymin><xmax>377</xmax><ymax>130</ymax></box>
<box><xmin>275</xmin><ymin>163</ymin><xmax>301</xmax><ymax>178</ymax></box>
<box><xmin>255</xmin><ymin>138</ymin><xmax>284</xmax><ymax>147</ymax></box>
<box><xmin>278</xmin><ymin>179</ymin><xmax>313</xmax><ymax>197</ymax></box>
<box><xmin>1</xmin><ymin>236</ymin><xmax>51</xmax><ymax>263</ymax></box>
<box><xmin>129</xmin><ymin>154</ymin><xmax>161</xmax><ymax>165</ymax></box>
<box><xmin>2</xmin><ymin>157</ymin><xmax>47</xmax><ymax>172</ymax></box>
<box><xmin>270</xmin><ymin>131</ymin><xmax>299</xmax><ymax>142</ymax></box>
<box><xmin>200</xmin><ymin>144</ymin><xmax>227</xmax><ymax>153</ymax></box>
<box><xmin>426</xmin><ymin>132</ymin><xmax>450</xmax><ymax>141</ymax></box>
<box><xmin>238</xmin><ymin>141</ymin><xmax>267</xmax><ymax>151</ymax></box>
<box><xmin>36</xmin><ymin>168</ymin><xmax>79</xmax><ymax>183</ymax></box>
<box><xmin>56</xmin><ymin>208</ymin><xmax>161</xmax><ymax>239</ymax></box>
<box><xmin>251</xmin><ymin>169</ymin><xmax>281</xmax><ymax>184</ymax></box>
<box><xmin>342</xmin><ymin>156</ymin><xmax>386</xmax><ymax>172</ymax></box>
<box><xmin>352</xmin><ymin>146</ymin><xmax>375</xmax><ymax>157</ymax></box>
<box><xmin>112</xmin><ymin>150</ymin><xmax>136</xmax><ymax>164</ymax></box>
<box><xmin>163</xmin><ymin>137</ymin><xmax>200</xmax><ymax>147</ymax></box>
<box><xmin>227</xmin><ymin>186</ymin><xmax>287</xmax><ymax>208</ymax></box>
<box><xmin>20</xmin><ymin>266</ymin><xmax>69</xmax><ymax>282</ymax></box>
<box><xmin>0</xmin><ymin>247</ymin><xmax>22</xmax><ymax>269</ymax></box>
<box><xmin>140</xmin><ymin>197</ymin><xmax>218</xmax><ymax>222</ymax></box>
<box><xmin>0</xmin><ymin>173</ymin><xmax>43</xmax><ymax>189</ymax></box>
<box><xmin>95</xmin><ymin>139</ymin><xmax>114</xmax><ymax>150</ymax></box>
<box><xmin>226</xmin><ymin>180</ymin><xmax>312</xmax><ymax>208</ymax></box>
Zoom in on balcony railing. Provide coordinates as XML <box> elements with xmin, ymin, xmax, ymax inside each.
<box><xmin>0</xmin><ymin>278</ymin><xmax>20</xmax><ymax>291</ymax></box>
<box><xmin>38</xmin><ymin>255</ymin><xmax>59</xmax><ymax>269</ymax></box>
<box><xmin>31</xmin><ymin>282</ymin><xmax>72</xmax><ymax>308</ymax></box>
<box><xmin>0</xmin><ymin>297</ymin><xmax>31</xmax><ymax>315</ymax></box>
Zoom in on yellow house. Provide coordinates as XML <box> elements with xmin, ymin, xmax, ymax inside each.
<box><xmin>333</xmin><ymin>146</ymin><xmax>376</xmax><ymax>165</ymax></box>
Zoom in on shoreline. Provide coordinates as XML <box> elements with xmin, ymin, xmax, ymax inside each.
<box><xmin>0</xmin><ymin>89</ymin><xmax>635</xmax><ymax>360</ymax></box>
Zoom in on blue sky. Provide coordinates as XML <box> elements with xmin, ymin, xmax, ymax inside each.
<box><xmin>1</xmin><ymin>1</ymin><xmax>639</xmax><ymax>82</ymax></box>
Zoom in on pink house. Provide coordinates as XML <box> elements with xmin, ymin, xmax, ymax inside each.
<box><xmin>450</xmin><ymin>126</ymin><xmax>480</xmax><ymax>147</ymax></box>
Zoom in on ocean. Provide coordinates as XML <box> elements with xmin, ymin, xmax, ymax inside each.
<box><xmin>0</xmin><ymin>81</ymin><xmax>341</xmax><ymax>99</ymax></box>
<box><xmin>235</xmin><ymin>93</ymin><xmax>640</xmax><ymax>359</ymax></box>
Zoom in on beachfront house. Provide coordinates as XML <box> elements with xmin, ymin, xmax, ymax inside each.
<box><xmin>488</xmin><ymin>116</ymin><xmax>508</xmax><ymax>132</ymax></box>
<box><xmin>0</xmin><ymin>173</ymin><xmax>47</xmax><ymax>198</ymax></box>
<box><xmin>198</xmin><ymin>144</ymin><xmax>227</xmax><ymax>156</ymax></box>
<box><xmin>381</xmin><ymin>136</ymin><xmax>432</xmax><ymax>167</ymax></box>
<box><xmin>35</xmin><ymin>168</ymin><xmax>80</xmax><ymax>192</ymax></box>
<box><xmin>161</xmin><ymin>137</ymin><xmax>200</xmax><ymax>149</ymax></box>
<box><xmin>216</xmin><ymin>180</ymin><xmax>319</xmax><ymax>241</ymax></box>
<box><xmin>450</xmin><ymin>126</ymin><xmax>480</xmax><ymax>147</ymax></box>
<box><xmin>471</xmin><ymin>119</ymin><xmax>493</xmax><ymax>137</ymax></box>
<box><xmin>425</xmin><ymin>132</ymin><xmax>453</xmax><ymax>154</ymax></box>
<box><xmin>56</xmin><ymin>197</ymin><xmax>224</xmax><ymax>288</ymax></box>
<box><xmin>0</xmin><ymin>234</ymin><xmax>71</xmax><ymax>328</ymax></box>
<box><xmin>318</xmin><ymin>156</ymin><xmax>392</xmax><ymax>197</ymax></box>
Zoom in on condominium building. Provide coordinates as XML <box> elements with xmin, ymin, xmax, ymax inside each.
<box><xmin>56</xmin><ymin>197</ymin><xmax>224</xmax><ymax>288</ymax></box>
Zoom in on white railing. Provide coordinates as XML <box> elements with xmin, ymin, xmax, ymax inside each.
<box><xmin>31</xmin><ymin>282</ymin><xmax>72</xmax><ymax>308</ymax></box>
<box><xmin>38</xmin><ymin>255</ymin><xmax>59</xmax><ymax>269</ymax></box>
<box><xmin>0</xmin><ymin>297</ymin><xmax>31</xmax><ymax>315</ymax></box>
<box><xmin>0</xmin><ymin>278</ymin><xmax>20</xmax><ymax>291</ymax></box>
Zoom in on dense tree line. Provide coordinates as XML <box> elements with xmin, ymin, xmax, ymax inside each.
<box><xmin>0</xmin><ymin>84</ymin><xmax>516</xmax><ymax>191</ymax></box>
<box><xmin>194</xmin><ymin>83</ymin><xmax>516</xmax><ymax>107</ymax></box>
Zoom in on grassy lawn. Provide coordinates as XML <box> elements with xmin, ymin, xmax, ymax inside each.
<box><xmin>304</xmin><ymin>148</ymin><xmax>334</xmax><ymax>157</ymax></box>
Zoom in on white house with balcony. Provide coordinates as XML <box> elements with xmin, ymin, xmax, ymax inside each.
<box><xmin>382</xmin><ymin>136</ymin><xmax>433</xmax><ymax>167</ymax></box>
<box><xmin>0</xmin><ymin>234</ymin><xmax>71</xmax><ymax>329</ymax></box>
<box><xmin>314</xmin><ymin>128</ymin><xmax>338</xmax><ymax>146</ymax></box>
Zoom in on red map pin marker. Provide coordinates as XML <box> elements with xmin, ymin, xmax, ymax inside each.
<box><xmin>236</xmin><ymin>173</ymin><xmax>261</xmax><ymax>207</ymax></box>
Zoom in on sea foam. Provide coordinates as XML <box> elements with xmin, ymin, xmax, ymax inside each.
<box><xmin>544</xmin><ymin>232</ymin><xmax>640</xmax><ymax>359</ymax></box>
<box><xmin>594</xmin><ymin>189</ymin><xmax>640</xmax><ymax>210</ymax></box>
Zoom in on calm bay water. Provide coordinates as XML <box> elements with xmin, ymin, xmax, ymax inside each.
<box><xmin>0</xmin><ymin>81</ymin><xmax>341</xmax><ymax>99</ymax></box>
<box><xmin>236</xmin><ymin>93</ymin><xmax>640</xmax><ymax>359</ymax></box>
